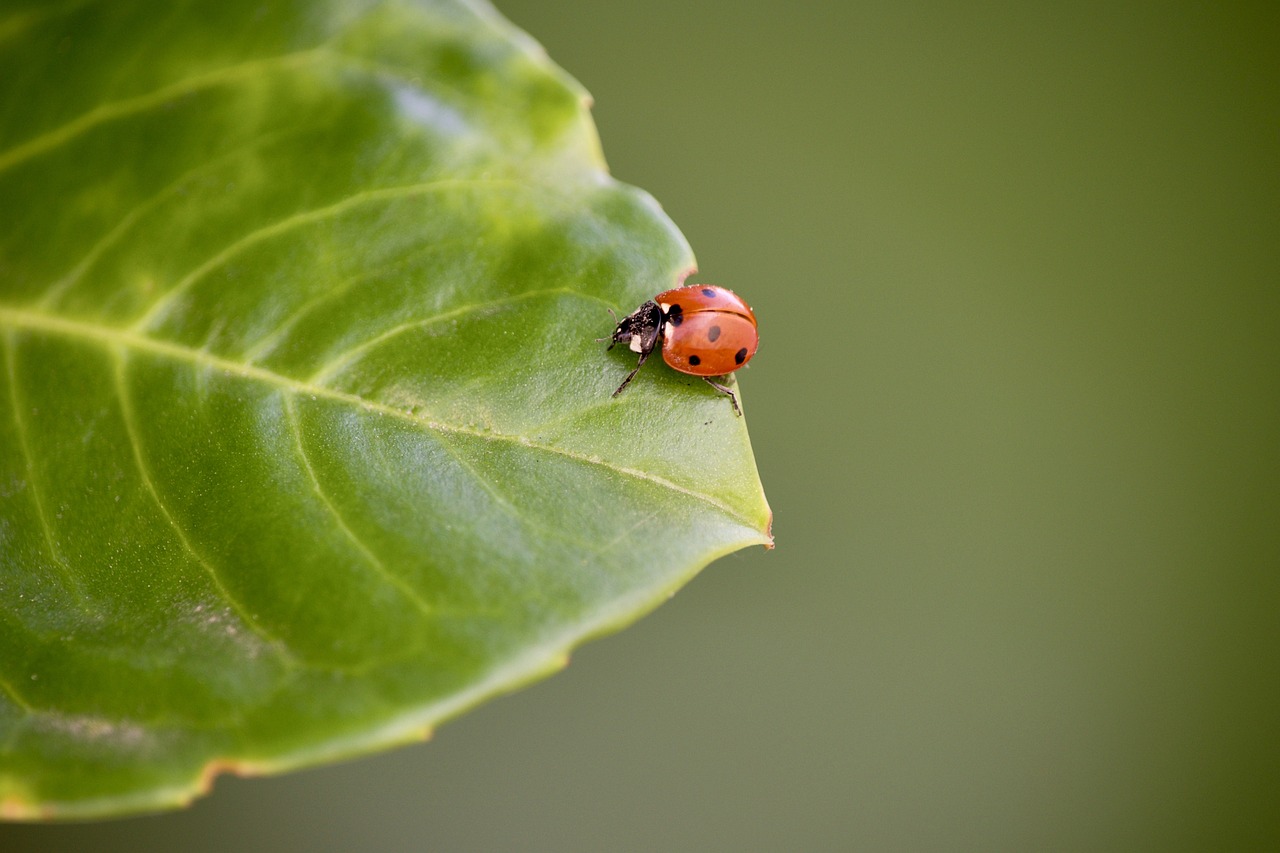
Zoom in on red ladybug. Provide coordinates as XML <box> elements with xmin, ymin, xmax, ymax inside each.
<box><xmin>606</xmin><ymin>284</ymin><xmax>759</xmax><ymax>415</ymax></box>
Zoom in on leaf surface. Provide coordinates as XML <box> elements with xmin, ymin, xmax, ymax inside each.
<box><xmin>0</xmin><ymin>0</ymin><xmax>770</xmax><ymax>819</ymax></box>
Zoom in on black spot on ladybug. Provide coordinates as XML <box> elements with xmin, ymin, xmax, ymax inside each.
<box><xmin>668</xmin><ymin>304</ymin><xmax>683</xmax><ymax>326</ymax></box>
<box><xmin>707</xmin><ymin>325</ymin><xmax>722</xmax><ymax>342</ymax></box>
<box><xmin>735</xmin><ymin>347</ymin><xmax>748</xmax><ymax>364</ymax></box>
<box><xmin>688</xmin><ymin>354</ymin><xmax>701</xmax><ymax>366</ymax></box>
<box><xmin>701</xmin><ymin>288</ymin><xmax>716</xmax><ymax>298</ymax></box>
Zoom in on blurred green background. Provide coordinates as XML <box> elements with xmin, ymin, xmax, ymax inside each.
<box><xmin>6</xmin><ymin>0</ymin><xmax>1277</xmax><ymax>849</ymax></box>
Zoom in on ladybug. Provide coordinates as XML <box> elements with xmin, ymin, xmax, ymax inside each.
<box><xmin>605</xmin><ymin>284</ymin><xmax>759</xmax><ymax>415</ymax></box>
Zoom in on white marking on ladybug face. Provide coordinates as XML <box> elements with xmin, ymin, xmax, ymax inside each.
<box><xmin>628</xmin><ymin>334</ymin><xmax>643</xmax><ymax>353</ymax></box>
<box><xmin>664</xmin><ymin>321</ymin><xmax>673</xmax><ymax>338</ymax></box>
<box><xmin>659</xmin><ymin>302</ymin><xmax>671</xmax><ymax>313</ymax></box>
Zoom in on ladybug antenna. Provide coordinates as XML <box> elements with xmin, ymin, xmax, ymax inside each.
<box><xmin>596</xmin><ymin>307</ymin><xmax>620</xmax><ymax>346</ymax></box>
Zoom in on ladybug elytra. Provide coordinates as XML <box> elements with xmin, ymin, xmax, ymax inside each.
<box><xmin>605</xmin><ymin>284</ymin><xmax>759</xmax><ymax>415</ymax></box>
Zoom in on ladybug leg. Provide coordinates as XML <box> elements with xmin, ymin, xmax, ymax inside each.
<box><xmin>612</xmin><ymin>349</ymin><xmax>651</xmax><ymax>397</ymax></box>
<box><xmin>702</xmin><ymin>377</ymin><xmax>742</xmax><ymax>416</ymax></box>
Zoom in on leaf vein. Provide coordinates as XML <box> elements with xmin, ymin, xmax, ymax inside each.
<box><xmin>282</xmin><ymin>394</ymin><xmax>435</xmax><ymax>618</ymax></box>
<box><xmin>0</xmin><ymin>49</ymin><xmax>327</xmax><ymax>175</ymax></box>
<box><xmin>239</xmin><ymin>237</ymin><xmax>469</xmax><ymax>365</ymax></box>
<box><xmin>308</xmin><ymin>287</ymin><xmax>613</xmax><ymax>384</ymax></box>
<box><xmin>429</xmin><ymin>430</ymin><xmax>598</xmax><ymax>554</ymax></box>
<box><xmin>0</xmin><ymin>672</ymin><xmax>34</xmax><ymax>716</ymax></box>
<box><xmin>38</xmin><ymin>127</ymin><xmax>304</xmax><ymax>310</ymax></box>
<box><xmin>111</xmin><ymin>348</ymin><xmax>299</xmax><ymax>666</ymax></box>
<box><xmin>127</xmin><ymin>178</ymin><xmax>518</xmax><ymax>333</ymax></box>
<box><xmin>0</xmin><ymin>307</ymin><xmax>756</xmax><ymax>528</ymax></box>
<box><xmin>1</xmin><ymin>332</ymin><xmax>84</xmax><ymax>599</ymax></box>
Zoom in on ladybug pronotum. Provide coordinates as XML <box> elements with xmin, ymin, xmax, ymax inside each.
<box><xmin>605</xmin><ymin>284</ymin><xmax>759</xmax><ymax>415</ymax></box>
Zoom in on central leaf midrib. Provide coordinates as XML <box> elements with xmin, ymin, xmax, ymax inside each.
<box><xmin>0</xmin><ymin>305</ymin><xmax>752</xmax><ymax>525</ymax></box>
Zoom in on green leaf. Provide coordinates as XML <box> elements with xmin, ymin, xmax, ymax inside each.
<box><xmin>0</xmin><ymin>0</ymin><xmax>770</xmax><ymax>819</ymax></box>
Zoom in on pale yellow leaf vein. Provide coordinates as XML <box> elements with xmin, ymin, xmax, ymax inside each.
<box><xmin>111</xmin><ymin>348</ymin><xmax>298</xmax><ymax>665</ymax></box>
<box><xmin>0</xmin><ymin>49</ymin><xmax>326</xmax><ymax>175</ymax></box>
<box><xmin>0</xmin><ymin>307</ymin><xmax>753</xmax><ymax>528</ymax></box>
<box><xmin>127</xmin><ymin>178</ymin><xmax>517</xmax><ymax>333</ymax></box>
<box><xmin>38</xmin><ymin>127</ymin><xmax>302</xmax><ymax>310</ymax></box>
<box><xmin>282</xmin><ymin>394</ymin><xmax>434</xmax><ymax>618</ymax></box>
<box><xmin>0</xmin><ymin>673</ymin><xmax>34</xmax><ymax>715</ymax></box>
<box><xmin>238</xmin><ymin>238</ymin><xmax>469</xmax><ymax>364</ymax></box>
<box><xmin>596</xmin><ymin>511</ymin><xmax>660</xmax><ymax>556</ymax></box>
<box><xmin>428</xmin><ymin>429</ymin><xmax>598</xmax><ymax>554</ymax></box>
<box><xmin>308</xmin><ymin>287</ymin><xmax>613</xmax><ymax>385</ymax></box>
<box><xmin>1</xmin><ymin>331</ymin><xmax>82</xmax><ymax>599</ymax></box>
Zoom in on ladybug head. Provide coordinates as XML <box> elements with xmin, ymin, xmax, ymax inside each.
<box><xmin>607</xmin><ymin>300</ymin><xmax>662</xmax><ymax>356</ymax></box>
